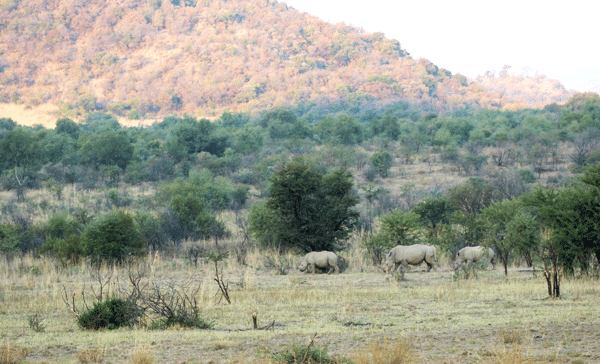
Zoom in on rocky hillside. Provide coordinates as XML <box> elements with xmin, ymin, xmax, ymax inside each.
<box><xmin>0</xmin><ymin>0</ymin><xmax>572</xmax><ymax>118</ymax></box>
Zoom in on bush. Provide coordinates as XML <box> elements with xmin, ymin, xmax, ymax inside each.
<box><xmin>370</xmin><ymin>151</ymin><xmax>393</xmax><ymax>178</ymax></box>
<box><xmin>148</xmin><ymin>309</ymin><xmax>212</xmax><ymax>330</ymax></box>
<box><xmin>271</xmin><ymin>341</ymin><xmax>349</xmax><ymax>364</ymax></box>
<box><xmin>361</xmin><ymin>234</ymin><xmax>390</xmax><ymax>266</ymax></box>
<box><xmin>77</xmin><ymin>297</ymin><xmax>137</xmax><ymax>330</ymax></box>
<box><xmin>519</xmin><ymin>168</ymin><xmax>536</xmax><ymax>183</ymax></box>
<box><xmin>0</xmin><ymin>223</ymin><xmax>20</xmax><ymax>256</ymax></box>
<box><xmin>82</xmin><ymin>210</ymin><xmax>143</xmax><ymax>264</ymax></box>
<box><xmin>41</xmin><ymin>235</ymin><xmax>83</xmax><ymax>265</ymax></box>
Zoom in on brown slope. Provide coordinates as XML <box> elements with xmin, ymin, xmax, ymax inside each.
<box><xmin>0</xmin><ymin>0</ymin><xmax>519</xmax><ymax>117</ymax></box>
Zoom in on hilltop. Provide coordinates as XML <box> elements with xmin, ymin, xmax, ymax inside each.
<box><xmin>0</xmin><ymin>0</ymin><xmax>573</xmax><ymax>119</ymax></box>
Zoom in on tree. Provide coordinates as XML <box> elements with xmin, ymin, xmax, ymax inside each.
<box><xmin>82</xmin><ymin>210</ymin><xmax>144</xmax><ymax>264</ymax></box>
<box><xmin>379</xmin><ymin>210</ymin><xmax>424</xmax><ymax>246</ymax></box>
<box><xmin>0</xmin><ymin>128</ymin><xmax>41</xmax><ymax>170</ymax></box>
<box><xmin>80</xmin><ymin>131</ymin><xmax>134</xmax><ymax>169</ymax></box>
<box><xmin>521</xmin><ymin>167</ymin><xmax>600</xmax><ymax>297</ymax></box>
<box><xmin>249</xmin><ymin>158</ymin><xmax>359</xmax><ymax>252</ymax></box>
<box><xmin>370</xmin><ymin>151</ymin><xmax>393</xmax><ymax>178</ymax></box>
<box><xmin>482</xmin><ymin>199</ymin><xmax>537</xmax><ymax>275</ymax></box>
<box><xmin>55</xmin><ymin>118</ymin><xmax>80</xmax><ymax>139</ymax></box>
<box><xmin>412</xmin><ymin>196</ymin><xmax>454</xmax><ymax>239</ymax></box>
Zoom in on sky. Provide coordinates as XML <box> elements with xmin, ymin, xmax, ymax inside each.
<box><xmin>282</xmin><ymin>0</ymin><xmax>600</xmax><ymax>93</ymax></box>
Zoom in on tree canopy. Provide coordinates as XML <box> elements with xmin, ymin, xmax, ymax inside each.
<box><xmin>249</xmin><ymin>158</ymin><xmax>359</xmax><ymax>252</ymax></box>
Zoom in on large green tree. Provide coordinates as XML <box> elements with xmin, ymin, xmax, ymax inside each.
<box><xmin>521</xmin><ymin>164</ymin><xmax>600</xmax><ymax>296</ymax></box>
<box><xmin>250</xmin><ymin>158</ymin><xmax>359</xmax><ymax>252</ymax></box>
<box><xmin>80</xmin><ymin>131</ymin><xmax>134</xmax><ymax>169</ymax></box>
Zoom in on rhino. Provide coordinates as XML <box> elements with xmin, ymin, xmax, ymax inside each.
<box><xmin>383</xmin><ymin>244</ymin><xmax>436</xmax><ymax>274</ymax></box>
<box><xmin>454</xmin><ymin>246</ymin><xmax>496</xmax><ymax>270</ymax></box>
<box><xmin>298</xmin><ymin>251</ymin><xmax>343</xmax><ymax>274</ymax></box>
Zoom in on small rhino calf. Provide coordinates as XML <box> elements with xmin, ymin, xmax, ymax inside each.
<box><xmin>298</xmin><ymin>251</ymin><xmax>342</xmax><ymax>274</ymax></box>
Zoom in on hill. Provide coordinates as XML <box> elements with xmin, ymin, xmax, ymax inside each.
<box><xmin>473</xmin><ymin>65</ymin><xmax>574</xmax><ymax>110</ymax></box>
<box><xmin>0</xmin><ymin>0</ymin><xmax>573</xmax><ymax>118</ymax></box>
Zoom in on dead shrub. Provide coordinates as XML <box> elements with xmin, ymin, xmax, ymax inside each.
<box><xmin>353</xmin><ymin>336</ymin><xmax>415</xmax><ymax>364</ymax></box>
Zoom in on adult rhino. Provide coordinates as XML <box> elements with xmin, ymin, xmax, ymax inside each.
<box><xmin>383</xmin><ymin>244</ymin><xmax>436</xmax><ymax>273</ymax></box>
<box><xmin>298</xmin><ymin>251</ymin><xmax>343</xmax><ymax>274</ymax></box>
<box><xmin>454</xmin><ymin>246</ymin><xmax>496</xmax><ymax>270</ymax></box>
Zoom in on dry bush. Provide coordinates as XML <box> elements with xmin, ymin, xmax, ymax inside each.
<box><xmin>0</xmin><ymin>341</ymin><xmax>29</xmax><ymax>364</ymax></box>
<box><xmin>77</xmin><ymin>347</ymin><xmax>105</xmax><ymax>364</ymax></box>
<box><xmin>353</xmin><ymin>336</ymin><xmax>415</xmax><ymax>364</ymax></box>
<box><xmin>130</xmin><ymin>346</ymin><xmax>154</xmax><ymax>364</ymax></box>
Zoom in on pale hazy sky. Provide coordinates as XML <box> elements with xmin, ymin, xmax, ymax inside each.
<box><xmin>282</xmin><ymin>0</ymin><xmax>599</xmax><ymax>93</ymax></box>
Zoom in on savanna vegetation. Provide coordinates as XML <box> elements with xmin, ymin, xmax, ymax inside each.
<box><xmin>1</xmin><ymin>90</ymin><xmax>600</xmax><ymax>362</ymax></box>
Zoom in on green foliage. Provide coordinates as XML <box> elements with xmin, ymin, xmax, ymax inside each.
<box><xmin>361</xmin><ymin>233</ymin><xmax>390</xmax><ymax>265</ymax></box>
<box><xmin>379</xmin><ymin>210</ymin><xmax>424</xmax><ymax>246</ymax></box>
<box><xmin>27</xmin><ymin>313</ymin><xmax>46</xmax><ymax>333</ymax></box>
<box><xmin>271</xmin><ymin>342</ymin><xmax>346</xmax><ymax>364</ymax></box>
<box><xmin>0</xmin><ymin>223</ymin><xmax>19</xmax><ymax>256</ymax></box>
<box><xmin>412</xmin><ymin>196</ymin><xmax>455</xmax><ymax>235</ymax></box>
<box><xmin>521</xmin><ymin>181</ymin><xmax>600</xmax><ymax>275</ymax></box>
<box><xmin>156</xmin><ymin>175</ymin><xmax>230</xmax><ymax>242</ymax></box>
<box><xmin>234</xmin><ymin>126</ymin><xmax>264</xmax><ymax>155</ymax></box>
<box><xmin>39</xmin><ymin>211</ymin><xmax>83</xmax><ymax>264</ymax></box>
<box><xmin>82</xmin><ymin>112</ymin><xmax>121</xmax><ymax>133</ymax></box>
<box><xmin>55</xmin><ymin>118</ymin><xmax>80</xmax><ymax>139</ymax></box>
<box><xmin>370</xmin><ymin>151</ymin><xmax>393</xmax><ymax>178</ymax></box>
<box><xmin>0</xmin><ymin>117</ymin><xmax>17</xmax><ymax>132</ymax></box>
<box><xmin>370</xmin><ymin>114</ymin><xmax>401</xmax><ymax>140</ymax></box>
<box><xmin>248</xmin><ymin>201</ymin><xmax>280</xmax><ymax>249</ymax></box>
<box><xmin>41</xmin><ymin>235</ymin><xmax>83</xmax><ymax>265</ymax></box>
<box><xmin>39</xmin><ymin>132</ymin><xmax>77</xmax><ymax>164</ymax></box>
<box><xmin>0</xmin><ymin>128</ymin><xmax>42</xmax><ymax>169</ymax></box>
<box><xmin>482</xmin><ymin>199</ymin><xmax>536</xmax><ymax>275</ymax></box>
<box><xmin>80</xmin><ymin>131</ymin><xmax>134</xmax><ymax>169</ymax></box>
<box><xmin>82</xmin><ymin>210</ymin><xmax>143</xmax><ymax>263</ymax></box>
<box><xmin>448</xmin><ymin>179</ymin><xmax>494</xmax><ymax>215</ymax></box>
<box><xmin>519</xmin><ymin>168</ymin><xmax>536</xmax><ymax>183</ymax></box>
<box><xmin>314</xmin><ymin>113</ymin><xmax>363</xmax><ymax>145</ymax></box>
<box><xmin>250</xmin><ymin>158</ymin><xmax>359</xmax><ymax>252</ymax></box>
<box><xmin>148</xmin><ymin>309</ymin><xmax>212</xmax><ymax>330</ymax></box>
<box><xmin>77</xmin><ymin>297</ymin><xmax>137</xmax><ymax>330</ymax></box>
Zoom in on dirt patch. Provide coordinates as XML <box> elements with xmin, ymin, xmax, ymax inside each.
<box><xmin>0</xmin><ymin>103</ymin><xmax>60</xmax><ymax>128</ymax></box>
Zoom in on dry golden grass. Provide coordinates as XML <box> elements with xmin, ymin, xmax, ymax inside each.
<box><xmin>129</xmin><ymin>345</ymin><xmax>154</xmax><ymax>364</ymax></box>
<box><xmin>352</xmin><ymin>337</ymin><xmax>415</xmax><ymax>364</ymax></box>
<box><xmin>0</xmin><ymin>251</ymin><xmax>599</xmax><ymax>363</ymax></box>
<box><xmin>0</xmin><ymin>341</ymin><xmax>29</xmax><ymax>364</ymax></box>
<box><xmin>501</xmin><ymin>328</ymin><xmax>524</xmax><ymax>345</ymax></box>
<box><xmin>77</xmin><ymin>347</ymin><xmax>105</xmax><ymax>364</ymax></box>
<box><xmin>483</xmin><ymin>345</ymin><xmax>535</xmax><ymax>364</ymax></box>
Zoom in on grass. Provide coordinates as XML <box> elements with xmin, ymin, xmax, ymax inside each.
<box><xmin>0</xmin><ymin>250</ymin><xmax>599</xmax><ymax>363</ymax></box>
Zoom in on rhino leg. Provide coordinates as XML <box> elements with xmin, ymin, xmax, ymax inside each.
<box><xmin>308</xmin><ymin>263</ymin><xmax>317</xmax><ymax>274</ymax></box>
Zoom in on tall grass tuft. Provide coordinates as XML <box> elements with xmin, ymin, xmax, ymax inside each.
<box><xmin>352</xmin><ymin>337</ymin><xmax>415</xmax><ymax>364</ymax></box>
<box><xmin>0</xmin><ymin>341</ymin><xmax>29</xmax><ymax>364</ymax></box>
<box><xmin>130</xmin><ymin>345</ymin><xmax>154</xmax><ymax>364</ymax></box>
<box><xmin>77</xmin><ymin>347</ymin><xmax>105</xmax><ymax>364</ymax></box>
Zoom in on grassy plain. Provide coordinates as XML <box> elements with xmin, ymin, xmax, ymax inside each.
<box><xmin>1</xmin><ymin>250</ymin><xmax>599</xmax><ymax>364</ymax></box>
